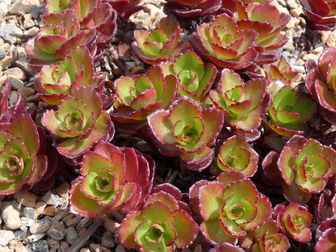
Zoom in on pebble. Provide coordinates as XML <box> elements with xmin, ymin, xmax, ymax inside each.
<box><xmin>115</xmin><ymin>244</ymin><xmax>127</xmax><ymax>252</ymax></box>
<box><xmin>17</xmin><ymin>86</ymin><xmax>35</xmax><ymax>97</ymax></box>
<box><xmin>0</xmin><ymin>230</ymin><xmax>15</xmax><ymax>246</ymax></box>
<box><xmin>89</xmin><ymin>243</ymin><xmax>104</xmax><ymax>252</ymax></box>
<box><xmin>42</xmin><ymin>191</ymin><xmax>65</xmax><ymax>207</ymax></box>
<box><xmin>26</xmin><ymin>233</ymin><xmax>46</xmax><ymax>243</ymax></box>
<box><xmin>46</xmin><ymin>221</ymin><xmax>66</xmax><ymax>240</ymax></box>
<box><xmin>47</xmin><ymin>238</ymin><xmax>60</xmax><ymax>249</ymax></box>
<box><xmin>10</xmin><ymin>77</ymin><xmax>24</xmax><ymax>89</ymax></box>
<box><xmin>4</xmin><ymin>67</ymin><xmax>26</xmax><ymax>80</ymax></box>
<box><xmin>34</xmin><ymin>201</ymin><xmax>47</xmax><ymax>216</ymax></box>
<box><xmin>14</xmin><ymin>226</ymin><xmax>28</xmax><ymax>241</ymax></box>
<box><xmin>8</xmin><ymin>240</ymin><xmax>28</xmax><ymax>252</ymax></box>
<box><xmin>14</xmin><ymin>191</ymin><xmax>38</xmax><ymax>208</ymax></box>
<box><xmin>25</xmin><ymin>240</ymin><xmax>49</xmax><ymax>252</ymax></box>
<box><xmin>22</xmin><ymin>207</ymin><xmax>37</xmax><ymax>219</ymax></box>
<box><xmin>0</xmin><ymin>47</ymin><xmax>5</xmax><ymax>59</ymax></box>
<box><xmin>1</xmin><ymin>204</ymin><xmax>21</xmax><ymax>230</ymax></box>
<box><xmin>65</xmin><ymin>226</ymin><xmax>79</xmax><ymax>245</ymax></box>
<box><xmin>101</xmin><ymin>236</ymin><xmax>115</xmax><ymax>248</ymax></box>
<box><xmin>30</xmin><ymin>219</ymin><xmax>51</xmax><ymax>234</ymax></box>
<box><xmin>0</xmin><ymin>23</ymin><xmax>21</xmax><ymax>43</ymax></box>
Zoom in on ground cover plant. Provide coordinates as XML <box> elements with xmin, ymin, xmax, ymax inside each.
<box><xmin>1</xmin><ymin>0</ymin><xmax>336</xmax><ymax>251</ymax></box>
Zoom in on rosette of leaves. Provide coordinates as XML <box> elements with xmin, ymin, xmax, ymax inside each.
<box><xmin>41</xmin><ymin>86</ymin><xmax>114</xmax><ymax>159</ymax></box>
<box><xmin>240</xmin><ymin>219</ymin><xmax>290</xmax><ymax>252</ymax></box>
<box><xmin>305</xmin><ymin>47</ymin><xmax>336</xmax><ymax>124</ymax></box>
<box><xmin>111</xmin><ymin>65</ymin><xmax>177</xmax><ymax>130</ymax></box>
<box><xmin>43</xmin><ymin>0</ymin><xmax>117</xmax><ymax>47</ymax></box>
<box><xmin>263</xmin><ymin>57</ymin><xmax>300</xmax><ymax>85</ymax></box>
<box><xmin>209</xmin><ymin>243</ymin><xmax>244</xmax><ymax>252</ymax></box>
<box><xmin>25</xmin><ymin>9</ymin><xmax>97</xmax><ymax>70</ymax></box>
<box><xmin>131</xmin><ymin>15</ymin><xmax>190</xmax><ymax>65</ymax></box>
<box><xmin>209</xmin><ymin>68</ymin><xmax>270</xmax><ymax>133</ymax></box>
<box><xmin>163</xmin><ymin>0</ymin><xmax>221</xmax><ymax>18</ymax></box>
<box><xmin>211</xmin><ymin>135</ymin><xmax>259</xmax><ymax>177</ymax></box>
<box><xmin>264</xmin><ymin>81</ymin><xmax>316</xmax><ymax>138</ymax></box>
<box><xmin>189</xmin><ymin>13</ymin><xmax>259</xmax><ymax>70</ymax></box>
<box><xmin>147</xmin><ymin>96</ymin><xmax>224</xmax><ymax>171</ymax></box>
<box><xmin>70</xmin><ymin>141</ymin><xmax>155</xmax><ymax>217</ymax></box>
<box><xmin>0</xmin><ymin>113</ymin><xmax>48</xmax><ymax>195</ymax></box>
<box><xmin>117</xmin><ymin>183</ymin><xmax>199</xmax><ymax>252</ymax></box>
<box><xmin>233</xmin><ymin>2</ymin><xmax>291</xmax><ymax>63</ymax></box>
<box><xmin>159</xmin><ymin>50</ymin><xmax>217</xmax><ymax>101</ymax></box>
<box><xmin>273</xmin><ymin>203</ymin><xmax>313</xmax><ymax>243</ymax></box>
<box><xmin>277</xmin><ymin>135</ymin><xmax>336</xmax><ymax>204</ymax></box>
<box><xmin>299</xmin><ymin>0</ymin><xmax>336</xmax><ymax>30</ymax></box>
<box><xmin>315</xmin><ymin>218</ymin><xmax>336</xmax><ymax>252</ymax></box>
<box><xmin>189</xmin><ymin>171</ymin><xmax>272</xmax><ymax>245</ymax></box>
<box><xmin>34</xmin><ymin>46</ymin><xmax>104</xmax><ymax>105</ymax></box>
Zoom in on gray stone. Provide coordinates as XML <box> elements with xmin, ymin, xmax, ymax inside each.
<box><xmin>0</xmin><ymin>23</ymin><xmax>20</xmax><ymax>43</ymax></box>
<box><xmin>10</xmin><ymin>78</ymin><xmax>24</xmax><ymax>90</ymax></box>
<box><xmin>30</xmin><ymin>218</ymin><xmax>51</xmax><ymax>234</ymax></box>
<box><xmin>46</xmin><ymin>221</ymin><xmax>66</xmax><ymax>240</ymax></box>
<box><xmin>26</xmin><ymin>233</ymin><xmax>45</xmax><ymax>243</ymax></box>
<box><xmin>1</xmin><ymin>204</ymin><xmax>21</xmax><ymax>230</ymax></box>
<box><xmin>0</xmin><ymin>47</ymin><xmax>5</xmax><ymax>59</ymax></box>
<box><xmin>65</xmin><ymin>227</ymin><xmax>79</xmax><ymax>245</ymax></box>
<box><xmin>0</xmin><ymin>230</ymin><xmax>14</xmax><ymax>246</ymax></box>
<box><xmin>14</xmin><ymin>226</ymin><xmax>28</xmax><ymax>241</ymax></box>
<box><xmin>15</xmin><ymin>58</ymin><xmax>36</xmax><ymax>77</ymax></box>
<box><xmin>14</xmin><ymin>191</ymin><xmax>38</xmax><ymax>208</ymax></box>
<box><xmin>22</xmin><ymin>207</ymin><xmax>36</xmax><ymax>219</ymax></box>
<box><xmin>25</xmin><ymin>240</ymin><xmax>49</xmax><ymax>252</ymax></box>
<box><xmin>41</xmin><ymin>191</ymin><xmax>64</xmax><ymax>207</ymax></box>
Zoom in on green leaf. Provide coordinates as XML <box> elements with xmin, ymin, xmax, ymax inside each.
<box><xmin>142</xmin><ymin>201</ymin><xmax>175</xmax><ymax>224</ymax></box>
<box><xmin>173</xmin><ymin>210</ymin><xmax>198</xmax><ymax>248</ymax></box>
<box><xmin>199</xmin><ymin>182</ymin><xmax>224</xmax><ymax>220</ymax></box>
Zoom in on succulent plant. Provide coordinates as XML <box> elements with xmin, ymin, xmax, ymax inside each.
<box><xmin>277</xmin><ymin>135</ymin><xmax>336</xmax><ymax>204</ymax></box>
<box><xmin>264</xmin><ymin>81</ymin><xmax>316</xmax><ymax>138</ymax></box>
<box><xmin>274</xmin><ymin>203</ymin><xmax>313</xmax><ymax>243</ymax></box>
<box><xmin>234</xmin><ymin>2</ymin><xmax>290</xmax><ymax>63</ymax></box>
<box><xmin>163</xmin><ymin>0</ymin><xmax>221</xmax><ymax>18</ymax></box>
<box><xmin>263</xmin><ymin>57</ymin><xmax>300</xmax><ymax>85</ymax></box>
<box><xmin>159</xmin><ymin>50</ymin><xmax>217</xmax><ymax>102</ymax></box>
<box><xmin>209</xmin><ymin>68</ymin><xmax>270</xmax><ymax>133</ymax></box>
<box><xmin>41</xmin><ymin>86</ymin><xmax>114</xmax><ymax>159</ymax></box>
<box><xmin>70</xmin><ymin>141</ymin><xmax>155</xmax><ymax>217</ymax></box>
<box><xmin>131</xmin><ymin>15</ymin><xmax>190</xmax><ymax>65</ymax></box>
<box><xmin>209</xmin><ymin>243</ymin><xmax>245</xmax><ymax>252</ymax></box>
<box><xmin>299</xmin><ymin>0</ymin><xmax>336</xmax><ymax>30</ymax></box>
<box><xmin>0</xmin><ymin>113</ymin><xmax>48</xmax><ymax>195</ymax></box>
<box><xmin>261</xmin><ymin>151</ymin><xmax>284</xmax><ymax>187</ymax></box>
<box><xmin>305</xmin><ymin>47</ymin><xmax>336</xmax><ymax>124</ymax></box>
<box><xmin>117</xmin><ymin>183</ymin><xmax>199</xmax><ymax>252</ymax></box>
<box><xmin>147</xmin><ymin>96</ymin><xmax>224</xmax><ymax>171</ymax></box>
<box><xmin>25</xmin><ymin>9</ymin><xmax>97</xmax><ymax>70</ymax></box>
<box><xmin>189</xmin><ymin>171</ymin><xmax>272</xmax><ymax>245</ymax></box>
<box><xmin>315</xmin><ymin>218</ymin><xmax>336</xmax><ymax>252</ymax></box>
<box><xmin>240</xmin><ymin>218</ymin><xmax>290</xmax><ymax>252</ymax></box>
<box><xmin>190</xmin><ymin>13</ymin><xmax>259</xmax><ymax>70</ymax></box>
<box><xmin>111</xmin><ymin>65</ymin><xmax>177</xmax><ymax>130</ymax></box>
<box><xmin>211</xmin><ymin>135</ymin><xmax>259</xmax><ymax>177</ymax></box>
<box><xmin>34</xmin><ymin>46</ymin><xmax>104</xmax><ymax>105</ymax></box>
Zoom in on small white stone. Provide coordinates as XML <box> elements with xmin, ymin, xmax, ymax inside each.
<box><xmin>1</xmin><ymin>204</ymin><xmax>21</xmax><ymax>230</ymax></box>
<box><xmin>0</xmin><ymin>231</ymin><xmax>14</xmax><ymax>246</ymax></box>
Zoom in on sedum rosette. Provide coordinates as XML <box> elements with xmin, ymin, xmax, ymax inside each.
<box><xmin>264</xmin><ymin>81</ymin><xmax>316</xmax><ymax>138</ymax></box>
<box><xmin>111</xmin><ymin>65</ymin><xmax>177</xmax><ymax>130</ymax></box>
<box><xmin>278</xmin><ymin>135</ymin><xmax>336</xmax><ymax>204</ymax></box>
<box><xmin>42</xmin><ymin>86</ymin><xmax>114</xmax><ymax>159</ymax></box>
<box><xmin>189</xmin><ymin>171</ymin><xmax>272</xmax><ymax>245</ymax></box>
<box><xmin>0</xmin><ymin>113</ymin><xmax>48</xmax><ymax>195</ymax></box>
<box><xmin>131</xmin><ymin>15</ymin><xmax>189</xmax><ymax>65</ymax></box>
<box><xmin>189</xmin><ymin>13</ymin><xmax>259</xmax><ymax>70</ymax></box>
<box><xmin>70</xmin><ymin>141</ymin><xmax>155</xmax><ymax>217</ymax></box>
<box><xmin>117</xmin><ymin>183</ymin><xmax>199</xmax><ymax>252</ymax></box>
<box><xmin>159</xmin><ymin>50</ymin><xmax>217</xmax><ymax>102</ymax></box>
<box><xmin>305</xmin><ymin>47</ymin><xmax>336</xmax><ymax>124</ymax></box>
<box><xmin>240</xmin><ymin>218</ymin><xmax>290</xmax><ymax>252</ymax></box>
<box><xmin>315</xmin><ymin>218</ymin><xmax>336</xmax><ymax>252</ymax></box>
<box><xmin>25</xmin><ymin>9</ymin><xmax>97</xmax><ymax>70</ymax></box>
<box><xmin>263</xmin><ymin>57</ymin><xmax>300</xmax><ymax>85</ymax></box>
<box><xmin>274</xmin><ymin>203</ymin><xmax>313</xmax><ymax>243</ymax></box>
<box><xmin>211</xmin><ymin>135</ymin><xmax>259</xmax><ymax>177</ymax></box>
<box><xmin>209</xmin><ymin>68</ymin><xmax>270</xmax><ymax>133</ymax></box>
<box><xmin>147</xmin><ymin>96</ymin><xmax>224</xmax><ymax>171</ymax></box>
<box><xmin>34</xmin><ymin>46</ymin><xmax>103</xmax><ymax>105</ymax></box>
